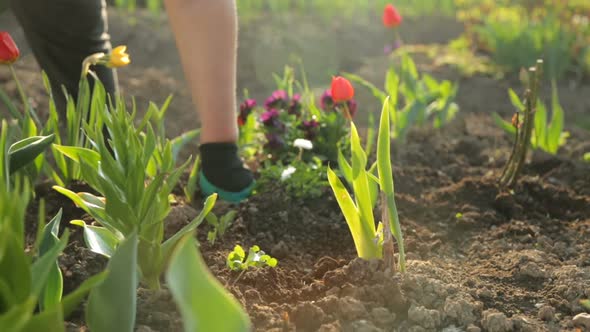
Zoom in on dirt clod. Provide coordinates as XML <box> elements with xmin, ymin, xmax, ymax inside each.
<box><xmin>481</xmin><ymin>310</ymin><xmax>513</xmax><ymax>332</ymax></box>
<box><xmin>337</xmin><ymin>296</ymin><xmax>368</xmax><ymax>321</ymax></box>
<box><xmin>408</xmin><ymin>304</ymin><xmax>442</xmax><ymax>329</ymax></box>
<box><xmin>510</xmin><ymin>315</ymin><xmax>539</xmax><ymax>332</ymax></box>
<box><xmin>270</xmin><ymin>240</ymin><xmax>289</xmax><ymax>259</ymax></box>
<box><xmin>318</xmin><ymin>322</ymin><xmax>341</xmax><ymax>332</ymax></box>
<box><xmin>292</xmin><ymin>302</ymin><xmax>326</xmax><ymax>331</ymax></box>
<box><xmin>518</xmin><ymin>261</ymin><xmax>547</xmax><ymax>279</ymax></box>
<box><xmin>538</xmin><ymin>305</ymin><xmax>556</xmax><ymax>321</ymax></box>
<box><xmin>350</xmin><ymin>319</ymin><xmax>382</xmax><ymax>332</ymax></box>
<box><xmin>370</xmin><ymin>307</ymin><xmax>396</xmax><ymax>327</ymax></box>
<box><xmin>443</xmin><ymin>294</ymin><xmax>482</xmax><ymax>327</ymax></box>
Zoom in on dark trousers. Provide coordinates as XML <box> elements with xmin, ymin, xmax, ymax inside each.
<box><xmin>9</xmin><ymin>0</ymin><xmax>117</xmax><ymax>111</ymax></box>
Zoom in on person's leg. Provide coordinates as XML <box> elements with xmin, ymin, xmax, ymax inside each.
<box><xmin>164</xmin><ymin>0</ymin><xmax>254</xmax><ymax>202</ymax></box>
<box><xmin>9</xmin><ymin>0</ymin><xmax>116</xmax><ymax>112</ymax></box>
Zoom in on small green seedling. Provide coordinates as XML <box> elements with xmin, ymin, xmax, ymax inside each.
<box><xmin>206</xmin><ymin>210</ymin><xmax>237</xmax><ymax>245</ymax></box>
<box><xmin>226</xmin><ymin>245</ymin><xmax>278</xmax><ymax>272</ymax></box>
<box><xmin>583</xmin><ymin>153</ymin><xmax>590</xmax><ymax>163</ymax></box>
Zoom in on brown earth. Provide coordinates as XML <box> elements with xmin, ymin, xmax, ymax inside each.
<box><xmin>1</xmin><ymin>8</ymin><xmax>590</xmax><ymax>332</ymax></box>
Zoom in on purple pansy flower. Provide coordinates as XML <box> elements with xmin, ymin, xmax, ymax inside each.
<box><xmin>265</xmin><ymin>133</ymin><xmax>285</xmax><ymax>150</ymax></box>
<box><xmin>320</xmin><ymin>89</ymin><xmax>334</xmax><ymax>111</ymax></box>
<box><xmin>260</xmin><ymin>109</ymin><xmax>280</xmax><ymax>126</ymax></box>
<box><xmin>238</xmin><ymin>98</ymin><xmax>257</xmax><ymax>126</ymax></box>
<box><xmin>301</xmin><ymin>119</ymin><xmax>320</xmax><ymax>140</ymax></box>
<box><xmin>264</xmin><ymin>90</ymin><xmax>288</xmax><ymax>110</ymax></box>
<box><xmin>260</xmin><ymin>109</ymin><xmax>287</xmax><ymax>132</ymax></box>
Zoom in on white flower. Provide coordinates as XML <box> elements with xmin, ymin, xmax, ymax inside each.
<box><xmin>293</xmin><ymin>138</ymin><xmax>313</xmax><ymax>150</ymax></box>
<box><xmin>280</xmin><ymin>166</ymin><xmax>297</xmax><ymax>181</ymax></box>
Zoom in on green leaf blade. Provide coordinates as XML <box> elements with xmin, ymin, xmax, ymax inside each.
<box><xmin>86</xmin><ymin>233</ymin><xmax>138</xmax><ymax>332</ymax></box>
<box><xmin>166</xmin><ymin>236</ymin><xmax>251</xmax><ymax>332</ymax></box>
<box><xmin>547</xmin><ymin>82</ymin><xmax>565</xmax><ymax>154</ymax></box>
<box><xmin>377</xmin><ymin>97</ymin><xmax>394</xmax><ymax>195</ymax></box>
<box><xmin>70</xmin><ymin>220</ymin><xmax>120</xmax><ymax>258</ymax></box>
<box><xmin>8</xmin><ymin>134</ymin><xmax>55</xmax><ymax>174</ymax></box>
<box><xmin>31</xmin><ymin>231</ymin><xmax>69</xmax><ymax>299</ymax></box>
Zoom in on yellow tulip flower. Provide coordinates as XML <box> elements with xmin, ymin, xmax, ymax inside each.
<box><xmin>107</xmin><ymin>45</ymin><xmax>131</xmax><ymax>68</ymax></box>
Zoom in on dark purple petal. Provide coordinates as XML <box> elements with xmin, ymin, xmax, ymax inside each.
<box><xmin>260</xmin><ymin>109</ymin><xmax>280</xmax><ymax>126</ymax></box>
<box><xmin>240</xmin><ymin>99</ymin><xmax>257</xmax><ymax>113</ymax></box>
<box><xmin>347</xmin><ymin>99</ymin><xmax>358</xmax><ymax>118</ymax></box>
<box><xmin>302</xmin><ymin>119</ymin><xmax>319</xmax><ymax>129</ymax></box>
<box><xmin>265</xmin><ymin>133</ymin><xmax>285</xmax><ymax>150</ymax></box>
<box><xmin>320</xmin><ymin>89</ymin><xmax>334</xmax><ymax>111</ymax></box>
<box><xmin>264</xmin><ymin>90</ymin><xmax>289</xmax><ymax>110</ymax></box>
<box><xmin>239</xmin><ymin>98</ymin><xmax>257</xmax><ymax>123</ymax></box>
<box><xmin>301</xmin><ymin>119</ymin><xmax>320</xmax><ymax>140</ymax></box>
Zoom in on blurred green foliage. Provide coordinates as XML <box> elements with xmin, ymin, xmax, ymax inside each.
<box><xmin>456</xmin><ymin>0</ymin><xmax>590</xmax><ymax>78</ymax></box>
<box><xmin>109</xmin><ymin>0</ymin><xmax>458</xmax><ymax>18</ymax></box>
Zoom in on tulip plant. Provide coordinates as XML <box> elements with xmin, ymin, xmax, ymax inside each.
<box><xmin>346</xmin><ymin>53</ymin><xmax>459</xmax><ymax>142</ymax></box>
<box><xmin>0</xmin><ymin>35</ymin><xmax>253</xmax><ymax>331</ymax></box>
<box><xmin>383</xmin><ymin>4</ymin><xmax>404</xmax><ymax>53</ymax></box>
<box><xmin>0</xmin><ymin>31</ymin><xmax>41</xmax><ymax>125</ymax></box>
<box><xmin>0</xmin><ymin>119</ymin><xmax>54</xmax><ymax>188</ymax></box>
<box><xmin>0</xmin><ymin>32</ymin><xmax>57</xmax><ymax>186</ymax></box>
<box><xmin>54</xmin><ymin>51</ymin><xmax>249</xmax><ymax>331</ymax></box>
<box><xmin>0</xmin><ymin>174</ymin><xmax>105</xmax><ymax>332</ymax></box>
<box><xmin>52</xmin><ymin>80</ymin><xmax>215</xmax><ymax>289</ymax></box>
<box><xmin>327</xmin><ymin>77</ymin><xmax>405</xmax><ymax>271</ymax></box>
<box><xmin>50</xmin><ymin>79</ymin><xmax>251</xmax><ymax>331</ymax></box>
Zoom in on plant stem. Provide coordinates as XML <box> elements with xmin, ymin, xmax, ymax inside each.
<box><xmin>380</xmin><ymin>192</ymin><xmax>396</xmax><ymax>274</ymax></box>
<box><xmin>388</xmin><ymin>193</ymin><xmax>406</xmax><ymax>272</ymax></box>
<box><xmin>499</xmin><ymin>59</ymin><xmax>543</xmax><ymax>188</ymax></box>
<box><xmin>395</xmin><ymin>30</ymin><xmax>403</xmax><ymax>47</ymax></box>
<box><xmin>341</xmin><ymin>102</ymin><xmax>352</xmax><ymax>121</ymax></box>
<box><xmin>9</xmin><ymin>64</ymin><xmax>40</xmax><ymax>125</ymax></box>
<box><xmin>230</xmin><ymin>269</ymin><xmax>247</xmax><ymax>288</ymax></box>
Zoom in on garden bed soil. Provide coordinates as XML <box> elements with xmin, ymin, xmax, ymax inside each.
<box><xmin>2</xmin><ymin>9</ymin><xmax>590</xmax><ymax>332</ymax></box>
<box><xmin>27</xmin><ymin>112</ymin><xmax>590</xmax><ymax>332</ymax></box>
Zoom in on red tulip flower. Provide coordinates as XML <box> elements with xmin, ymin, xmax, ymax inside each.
<box><xmin>330</xmin><ymin>76</ymin><xmax>354</xmax><ymax>103</ymax></box>
<box><xmin>0</xmin><ymin>32</ymin><xmax>20</xmax><ymax>64</ymax></box>
<box><xmin>383</xmin><ymin>4</ymin><xmax>402</xmax><ymax>28</ymax></box>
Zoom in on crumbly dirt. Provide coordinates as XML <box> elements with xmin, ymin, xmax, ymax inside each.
<box><xmin>2</xmin><ymin>9</ymin><xmax>590</xmax><ymax>332</ymax></box>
